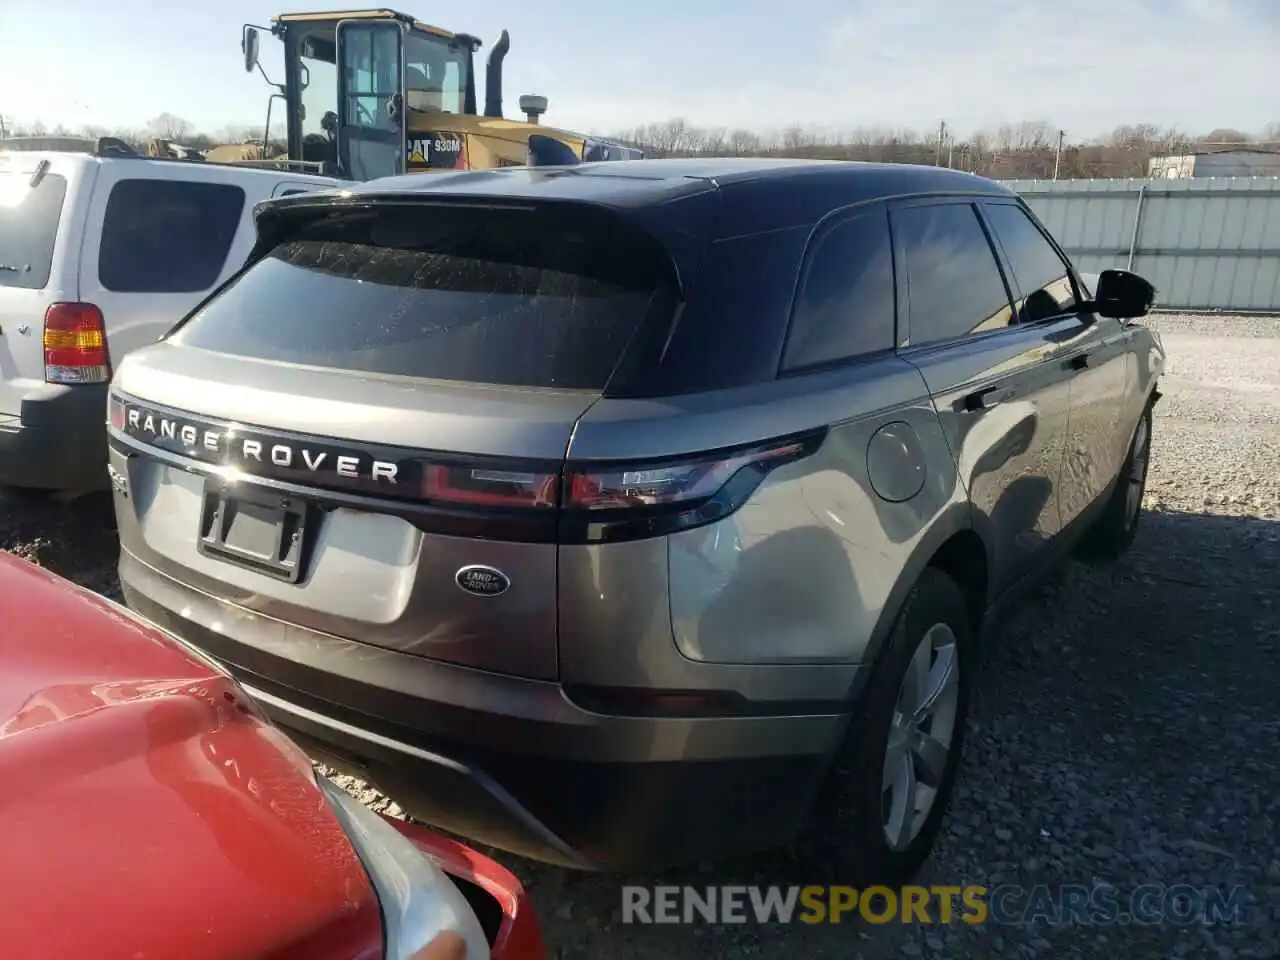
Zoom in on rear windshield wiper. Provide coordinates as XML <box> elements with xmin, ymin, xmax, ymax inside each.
<box><xmin>0</xmin><ymin>264</ymin><xmax>28</xmax><ymax>273</ymax></box>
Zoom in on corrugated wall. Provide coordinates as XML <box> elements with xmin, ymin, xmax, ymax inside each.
<box><xmin>1005</xmin><ymin>177</ymin><xmax>1280</xmax><ymax>312</ymax></box>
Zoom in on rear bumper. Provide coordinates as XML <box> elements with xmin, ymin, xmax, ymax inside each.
<box><xmin>120</xmin><ymin>548</ymin><xmax>850</xmax><ymax>871</ymax></box>
<box><xmin>0</xmin><ymin>382</ymin><xmax>109</xmax><ymax>491</ymax></box>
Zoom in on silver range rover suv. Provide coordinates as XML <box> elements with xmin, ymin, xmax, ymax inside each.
<box><xmin>109</xmin><ymin>158</ymin><xmax>1165</xmax><ymax>881</ymax></box>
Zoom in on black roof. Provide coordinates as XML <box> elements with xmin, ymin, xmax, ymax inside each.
<box><xmin>285</xmin><ymin>158</ymin><xmax>1015</xmax><ymax>247</ymax></box>
<box><xmin>257</xmin><ymin>157</ymin><xmax>1017</xmax><ymax>294</ymax></box>
<box><xmin>335</xmin><ymin>157</ymin><xmax>1013</xmax><ymax>209</ymax></box>
<box><xmin>244</xmin><ymin>158</ymin><xmax>1021</xmax><ymax>400</ymax></box>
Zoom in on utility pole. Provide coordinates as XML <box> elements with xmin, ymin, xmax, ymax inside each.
<box><xmin>936</xmin><ymin>120</ymin><xmax>947</xmax><ymax>166</ymax></box>
<box><xmin>947</xmin><ymin>133</ymin><xmax>954</xmax><ymax>169</ymax></box>
<box><xmin>1053</xmin><ymin>129</ymin><xmax>1065</xmax><ymax>180</ymax></box>
<box><xmin>0</xmin><ymin>114</ymin><xmax>7</xmax><ymax>140</ymax></box>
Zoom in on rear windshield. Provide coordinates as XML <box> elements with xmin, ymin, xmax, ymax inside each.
<box><xmin>0</xmin><ymin>170</ymin><xmax>68</xmax><ymax>290</ymax></box>
<box><xmin>169</xmin><ymin>203</ymin><xmax>675</xmax><ymax>391</ymax></box>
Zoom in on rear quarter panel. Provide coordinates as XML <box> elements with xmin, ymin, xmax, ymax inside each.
<box><xmin>560</xmin><ymin>355</ymin><xmax>969</xmax><ymax>695</ymax></box>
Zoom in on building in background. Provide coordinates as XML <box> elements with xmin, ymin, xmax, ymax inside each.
<box><xmin>1148</xmin><ymin>148</ymin><xmax>1280</xmax><ymax>179</ymax></box>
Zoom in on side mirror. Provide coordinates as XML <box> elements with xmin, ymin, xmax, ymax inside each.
<box><xmin>242</xmin><ymin>27</ymin><xmax>261</xmax><ymax>74</ymax></box>
<box><xmin>1090</xmin><ymin>269</ymin><xmax>1155</xmax><ymax>319</ymax></box>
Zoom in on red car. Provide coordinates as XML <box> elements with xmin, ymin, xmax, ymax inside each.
<box><xmin>0</xmin><ymin>552</ymin><xmax>545</xmax><ymax>960</ymax></box>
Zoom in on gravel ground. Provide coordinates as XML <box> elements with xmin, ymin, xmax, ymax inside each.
<box><xmin>3</xmin><ymin>312</ymin><xmax>1278</xmax><ymax>959</ymax></box>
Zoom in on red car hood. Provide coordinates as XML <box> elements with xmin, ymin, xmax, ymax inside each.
<box><xmin>0</xmin><ymin>554</ymin><xmax>383</xmax><ymax>960</ymax></box>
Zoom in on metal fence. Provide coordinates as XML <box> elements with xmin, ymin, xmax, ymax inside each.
<box><xmin>1006</xmin><ymin>177</ymin><xmax>1280</xmax><ymax>313</ymax></box>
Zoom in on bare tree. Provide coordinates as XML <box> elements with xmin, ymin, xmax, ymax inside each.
<box><xmin>605</xmin><ymin>117</ymin><xmax>1264</xmax><ymax>179</ymax></box>
<box><xmin>1204</xmin><ymin>128</ymin><xmax>1250</xmax><ymax>144</ymax></box>
<box><xmin>727</xmin><ymin>128</ymin><xmax>762</xmax><ymax>156</ymax></box>
<box><xmin>17</xmin><ymin>109</ymin><xmax>1273</xmax><ymax>179</ymax></box>
<box><xmin>782</xmin><ymin>124</ymin><xmax>814</xmax><ymax>154</ymax></box>
<box><xmin>146</xmin><ymin>112</ymin><xmax>193</xmax><ymax>141</ymax></box>
<box><xmin>220</xmin><ymin>124</ymin><xmax>265</xmax><ymax>144</ymax></box>
<box><xmin>1109</xmin><ymin>123</ymin><xmax>1162</xmax><ymax>148</ymax></box>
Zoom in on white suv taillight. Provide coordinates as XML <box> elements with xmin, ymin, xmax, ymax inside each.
<box><xmin>43</xmin><ymin>302</ymin><xmax>109</xmax><ymax>384</ymax></box>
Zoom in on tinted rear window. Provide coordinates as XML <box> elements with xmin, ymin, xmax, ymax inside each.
<box><xmin>170</xmin><ymin>204</ymin><xmax>674</xmax><ymax>390</ymax></box>
<box><xmin>0</xmin><ymin>170</ymin><xmax>67</xmax><ymax>290</ymax></box>
<box><xmin>99</xmin><ymin>179</ymin><xmax>246</xmax><ymax>294</ymax></box>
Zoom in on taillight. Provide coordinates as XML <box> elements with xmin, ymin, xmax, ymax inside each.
<box><xmin>44</xmin><ymin>302</ymin><xmax>109</xmax><ymax>384</ymax></box>
<box><xmin>559</xmin><ymin>431</ymin><xmax>825</xmax><ymax>543</ymax></box>
<box><xmin>420</xmin><ymin>465</ymin><xmax>559</xmax><ymax>509</ymax></box>
<box><xmin>566</xmin><ymin>442</ymin><xmax>808</xmax><ymax>509</ymax></box>
<box><xmin>408</xmin><ymin>433</ymin><xmax>823</xmax><ymax>542</ymax></box>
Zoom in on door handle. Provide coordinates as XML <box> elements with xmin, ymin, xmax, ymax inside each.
<box><xmin>1067</xmin><ymin>352</ymin><xmax>1092</xmax><ymax>371</ymax></box>
<box><xmin>962</xmin><ymin>386</ymin><xmax>1012</xmax><ymax>411</ymax></box>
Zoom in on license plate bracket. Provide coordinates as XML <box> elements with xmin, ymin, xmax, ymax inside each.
<box><xmin>197</xmin><ymin>479</ymin><xmax>310</xmax><ymax>583</ymax></box>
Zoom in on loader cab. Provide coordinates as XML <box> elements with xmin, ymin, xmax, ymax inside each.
<box><xmin>246</xmin><ymin>10</ymin><xmax>481</xmax><ymax>180</ymax></box>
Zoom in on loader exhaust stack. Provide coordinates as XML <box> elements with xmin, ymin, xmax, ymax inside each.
<box><xmin>483</xmin><ymin>30</ymin><xmax>510</xmax><ymax>118</ymax></box>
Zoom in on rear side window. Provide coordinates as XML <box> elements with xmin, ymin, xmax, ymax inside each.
<box><xmin>982</xmin><ymin>203</ymin><xmax>1079</xmax><ymax>324</ymax></box>
<box><xmin>169</xmin><ymin>204</ymin><xmax>675</xmax><ymax>391</ymax></box>
<box><xmin>894</xmin><ymin>202</ymin><xmax>1014</xmax><ymax>347</ymax></box>
<box><xmin>0</xmin><ymin>170</ymin><xmax>67</xmax><ymax>290</ymax></box>
<box><xmin>783</xmin><ymin>208</ymin><xmax>896</xmax><ymax>371</ymax></box>
<box><xmin>99</xmin><ymin>179</ymin><xmax>245</xmax><ymax>293</ymax></box>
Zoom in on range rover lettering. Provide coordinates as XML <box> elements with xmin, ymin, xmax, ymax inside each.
<box><xmin>120</xmin><ymin>401</ymin><xmax>403</xmax><ymax>486</ymax></box>
<box><xmin>109</xmin><ymin>158</ymin><xmax>1164</xmax><ymax>882</ymax></box>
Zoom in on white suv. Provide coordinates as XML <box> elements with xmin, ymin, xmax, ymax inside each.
<box><xmin>0</xmin><ymin>145</ymin><xmax>340</xmax><ymax>496</ymax></box>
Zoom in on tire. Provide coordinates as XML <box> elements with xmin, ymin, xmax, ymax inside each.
<box><xmin>1076</xmin><ymin>400</ymin><xmax>1153</xmax><ymax>562</ymax></box>
<box><xmin>806</xmin><ymin>566</ymin><xmax>974</xmax><ymax>888</ymax></box>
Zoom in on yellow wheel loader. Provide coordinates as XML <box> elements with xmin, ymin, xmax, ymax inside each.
<box><xmin>239</xmin><ymin>9</ymin><xmax>642</xmax><ymax>181</ymax></box>
<box><xmin>144</xmin><ymin>138</ymin><xmax>206</xmax><ymax>161</ymax></box>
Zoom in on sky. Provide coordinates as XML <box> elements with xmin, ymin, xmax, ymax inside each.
<box><xmin>0</xmin><ymin>0</ymin><xmax>1275</xmax><ymax>141</ymax></box>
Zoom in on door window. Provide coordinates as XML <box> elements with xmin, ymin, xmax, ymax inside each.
<box><xmin>340</xmin><ymin>23</ymin><xmax>401</xmax><ymax>132</ymax></box>
<box><xmin>783</xmin><ymin>208</ymin><xmax>896</xmax><ymax>370</ymax></box>
<box><xmin>893</xmin><ymin>203</ymin><xmax>1014</xmax><ymax>347</ymax></box>
<box><xmin>337</xmin><ymin>21</ymin><xmax>405</xmax><ymax>180</ymax></box>
<box><xmin>982</xmin><ymin>203</ymin><xmax>1080</xmax><ymax>324</ymax></box>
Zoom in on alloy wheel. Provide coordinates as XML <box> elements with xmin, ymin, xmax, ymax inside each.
<box><xmin>881</xmin><ymin>622</ymin><xmax>960</xmax><ymax>851</ymax></box>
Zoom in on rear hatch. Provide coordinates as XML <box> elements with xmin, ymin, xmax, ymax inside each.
<box><xmin>0</xmin><ymin>154</ymin><xmax>83</xmax><ymax>418</ymax></box>
<box><xmin>110</xmin><ymin>198</ymin><xmax>689</xmax><ymax>680</ymax></box>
